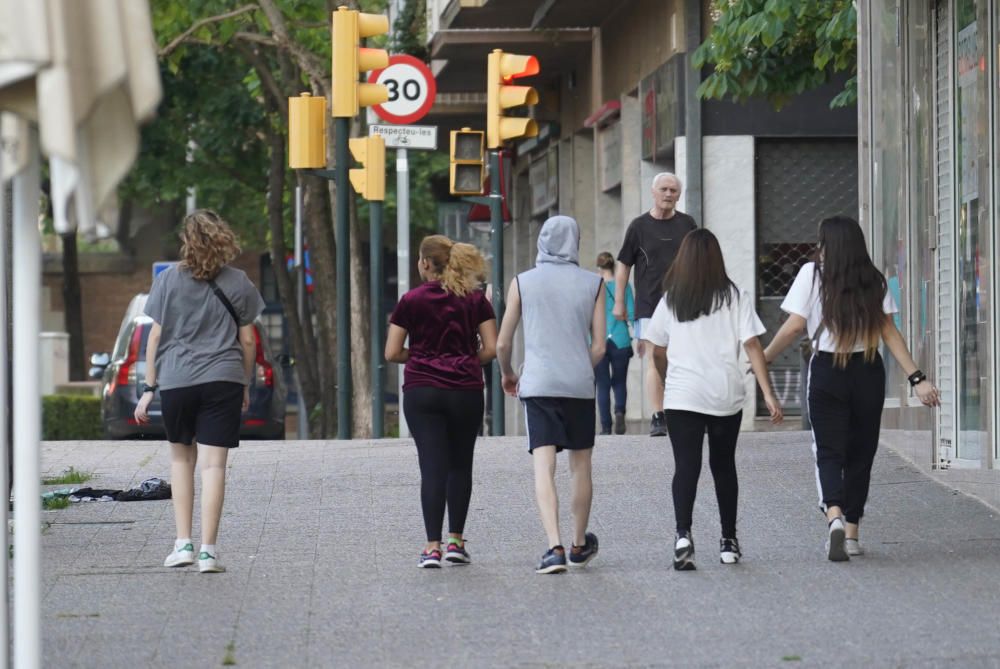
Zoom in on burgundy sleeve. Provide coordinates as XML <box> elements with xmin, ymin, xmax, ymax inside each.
<box><xmin>389</xmin><ymin>294</ymin><xmax>411</xmax><ymax>330</ymax></box>
<box><xmin>477</xmin><ymin>291</ymin><xmax>496</xmax><ymax>324</ymax></box>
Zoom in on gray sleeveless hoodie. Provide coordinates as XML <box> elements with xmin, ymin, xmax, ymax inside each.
<box><xmin>516</xmin><ymin>215</ymin><xmax>603</xmax><ymax>399</ymax></box>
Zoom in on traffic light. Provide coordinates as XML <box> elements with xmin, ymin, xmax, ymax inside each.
<box><xmin>288</xmin><ymin>93</ymin><xmax>327</xmax><ymax>169</ymax></box>
<box><xmin>331</xmin><ymin>6</ymin><xmax>389</xmax><ymax>117</ymax></box>
<box><xmin>449</xmin><ymin>129</ymin><xmax>485</xmax><ymax>196</ymax></box>
<box><xmin>486</xmin><ymin>49</ymin><xmax>540</xmax><ymax>149</ymax></box>
<box><xmin>348</xmin><ymin>134</ymin><xmax>385</xmax><ymax>201</ymax></box>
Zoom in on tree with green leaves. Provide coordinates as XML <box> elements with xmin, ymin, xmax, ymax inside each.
<box><xmin>693</xmin><ymin>0</ymin><xmax>857</xmax><ymax>109</ymax></box>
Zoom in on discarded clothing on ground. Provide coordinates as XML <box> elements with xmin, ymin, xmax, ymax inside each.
<box><xmin>45</xmin><ymin>477</ymin><xmax>172</xmax><ymax>503</ymax></box>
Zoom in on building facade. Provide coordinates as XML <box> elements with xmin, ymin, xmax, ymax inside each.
<box><xmin>423</xmin><ymin>0</ymin><xmax>857</xmax><ymax>434</ymax></box>
<box><xmin>858</xmin><ymin>0</ymin><xmax>999</xmax><ymax>471</ymax></box>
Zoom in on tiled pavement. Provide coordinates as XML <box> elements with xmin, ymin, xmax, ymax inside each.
<box><xmin>27</xmin><ymin>432</ymin><xmax>1000</xmax><ymax>668</ymax></box>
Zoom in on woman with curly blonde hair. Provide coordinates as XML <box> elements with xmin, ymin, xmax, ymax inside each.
<box><xmin>385</xmin><ymin>235</ymin><xmax>497</xmax><ymax>568</ymax></box>
<box><xmin>135</xmin><ymin>209</ymin><xmax>265</xmax><ymax>573</ymax></box>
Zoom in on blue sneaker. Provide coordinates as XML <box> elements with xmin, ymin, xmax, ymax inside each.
<box><xmin>569</xmin><ymin>532</ymin><xmax>599</xmax><ymax>568</ymax></box>
<box><xmin>536</xmin><ymin>546</ymin><xmax>567</xmax><ymax>574</ymax></box>
<box><xmin>445</xmin><ymin>539</ymin><xmax>471</xmax><ymax>565</ymax></box>
<box><xmin>418</xmin><ymin>548</ymin><xmax>442</xmax><ymax>569</ymax></box>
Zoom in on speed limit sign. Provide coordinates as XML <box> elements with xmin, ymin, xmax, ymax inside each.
<box><xmin>369</xmin><ymin>54</ymin><xmax>437</xmax><ymax>125</ymax></box>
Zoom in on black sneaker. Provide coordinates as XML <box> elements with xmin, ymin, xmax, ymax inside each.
<box><xmin>649</xmin><ymin>411</ymin><xmax>667</xmax><ymax>437</ymax></box>
<box><xmin>720</xmin><ymin>537</ymin><xmax>742</xmax><ymax>564</ymax></box>
<box><xmin>599</xmin><ymin>426</ymin><xmax>612</xmax><ymax>436</ymax></box>
<box><xmin>568</xmin><ymin>532</ymin><xmax>599</xmax><ymax>568</ymax></box>
<box><xmin>536</xmin><ymin>546</ymin><xmax>568</xmax><ymax>574</ymax></box>
<box><xmin>673</xmin><ymin>531</ymin><xmax>695</xmax><ymax>571</ymax></box>
<box><xmin>614</xmin><ymin>411</ymin><xmax>626</xmax><ymax>435</ymax></box>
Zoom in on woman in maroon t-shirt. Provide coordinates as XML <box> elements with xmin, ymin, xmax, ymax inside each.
<box><xmin>385</xmin><ymin>235</ymin><xmax>497</xmax><ymax>568</ymax></box>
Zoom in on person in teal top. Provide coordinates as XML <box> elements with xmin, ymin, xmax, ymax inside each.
<box><xmin>595</xmin><ymin>252</ymin><xmax>634</xmax><ymax>434</ymax></box>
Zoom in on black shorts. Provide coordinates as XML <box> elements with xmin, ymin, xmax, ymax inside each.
<box><xmin>522</xmin><ymin>397</ymin><xmax>595</xmax><ymax>453</ymax></box>
<box><xmin>160</xmin><ymin>381</ymin><xmax>244</xmax><ymax>449</ymax></box>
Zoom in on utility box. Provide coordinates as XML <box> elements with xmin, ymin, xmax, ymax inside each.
<box><xmin>39</xmin><ymin>332</ymin><xmax>70</xmax><ymax>396</ymax></box>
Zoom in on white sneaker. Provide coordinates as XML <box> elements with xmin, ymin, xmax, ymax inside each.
<box><xmin>163</xmin><ymin>543</ymin><xmax>195</xmax><ymax>568</ymax></box>
<box><xmin>826</xmin><ymin>517</ymin><xmax>849</xmax><ymax>562</ymax></box>
<box><xmin>845</xmin><ymin>538</ymin><xmax>864</xmax><ymax>556</ymax></box>
<box><xmin>198</xmin><ymin>551</ymin><xmax>226</xmax><ymax>573</ymax></box>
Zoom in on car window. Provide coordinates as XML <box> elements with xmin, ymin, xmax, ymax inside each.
<box><xmin>111</xmin><ymin>322</ymin><xmax>133</xmax><ymax>360</ymax></box>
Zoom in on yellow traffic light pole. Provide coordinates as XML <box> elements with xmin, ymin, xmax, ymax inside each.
<box><xmin>287</xmin><ymin>7</ymin><xmax>388</xmax><ymax>438</ymax></box>
<box><xmin>483</xmin><ymin>49</ymin><xmax>539</xmax><ymax>435</ymax></box>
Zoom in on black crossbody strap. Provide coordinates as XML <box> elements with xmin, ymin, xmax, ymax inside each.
<box><xmin>208</xmin><ymin>279</ymin><xmax>240</xmax><ymax>336</ymax></box>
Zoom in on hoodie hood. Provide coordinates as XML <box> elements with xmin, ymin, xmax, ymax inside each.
<box><xmin>536</xmin><ymin>215</ymin><xmax>580</xmax><ymax>266</ymax></box>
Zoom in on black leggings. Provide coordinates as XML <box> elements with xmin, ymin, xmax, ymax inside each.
<box><xmin>808</xmin><ymin>352</ymin><xmax>885</xmax><ymax>524</ymax></box>
<box><xmin>665</xmin><ymin>410</ymin><xmax>743</xmax><ymax>538</ymax></box>
<box><xmin>403</xmin><ymin>386</ymin><xmax>485</xmax><ymax>542</ymax></box>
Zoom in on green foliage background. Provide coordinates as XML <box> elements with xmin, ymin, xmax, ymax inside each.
<box><xmin>693</xmin><ymin>0</ymin><xmax>857</xmax><ymax>109</ymax></box>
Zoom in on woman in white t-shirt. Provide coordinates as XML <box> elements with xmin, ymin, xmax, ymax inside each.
<box><xmin>643</xmin><ymin>229</ymin><xmax>782</xmax><ymax>571</ymax></box>
<box><xmin>764</xmin><ymin>216</ymin><xmax>939</xmax><ymax>562</ymax></box>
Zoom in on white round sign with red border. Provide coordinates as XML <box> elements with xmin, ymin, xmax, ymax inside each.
<box><xmin>369</xmin><ymin>54</ymin><xmax>437</xmax><ymax>125</ymax></box>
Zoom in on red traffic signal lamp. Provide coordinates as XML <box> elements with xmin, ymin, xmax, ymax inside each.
<box><xmin>486</xmin><ymin>49</ymin><xmax>540</xmax><ymax>149</ymax></box>
<box><xmin>331</xmin><ymin>6</ymin><xmax>390</xmax><ymax>117</ymax></box>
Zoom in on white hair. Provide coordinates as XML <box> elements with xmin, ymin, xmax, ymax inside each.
<box><xmin>651</xmin><ymin>172</ymin><xmax>682</xmax><ymax>190</ymax></box>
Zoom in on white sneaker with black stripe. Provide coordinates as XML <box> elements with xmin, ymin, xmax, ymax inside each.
<box><xmin>673</xmin><ymin>531</ymin><xmax>695</xmax><ymax>571</ymax></box>
<box><xmin>719</xmin><ymin>537</ymin><xmax>741</xmax><ymax>564</ymax></box>
<box><xmin>826</xmin><ymin>516</ymin><xmax>849</xmax><ymax>562</ymax></box>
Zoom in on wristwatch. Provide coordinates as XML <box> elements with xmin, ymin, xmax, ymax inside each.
<box><xmin>142</xmin><ymin>383</ymin><xmax>159</xmax><ymax>394</ymax></box>
<box><xmin>907</xmin><ymin>370</ymin><xmax>927</xmax><ymax>387</ymax></box>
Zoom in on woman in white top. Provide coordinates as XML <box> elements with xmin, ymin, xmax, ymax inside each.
<box><xmin>643</xmin><ymin>229</ymin><xmax>782</xmax><ymax>571</ymax></box>
<box><xmin>764</xmin><ymin>216</ymin><xmax>939</xmax><ymax>562</ymax></box>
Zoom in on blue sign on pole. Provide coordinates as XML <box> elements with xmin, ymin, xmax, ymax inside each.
<box><xmin>152</xmin><ymin>261</ymin><xmax>177</xmax><ymax>279</ymax></box>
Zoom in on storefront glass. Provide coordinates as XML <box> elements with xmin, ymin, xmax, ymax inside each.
<box><xmin>871</xmin><ymin>0</ymin><xmax>907</xmax><ymax>401</ymax></box>
<box><xmin>954</xmin><ymin>0</ymin><xmax>993</xmax><ymax>461</ymax></box>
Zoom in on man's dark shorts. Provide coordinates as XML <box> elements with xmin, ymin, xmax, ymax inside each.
<box><xmin>160</xmin><ymin>381</ymin><xmax>244</xmax><ymax>449</ymax></box>
<box><xmin>522</xmin><ymin>397</ymin><xmax>596</xmax><ymax>453</ymax></box>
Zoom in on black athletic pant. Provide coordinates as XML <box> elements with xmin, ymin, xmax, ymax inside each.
<box><xmin>808</xmin><ymin>351</ymin><xmax>885</xmax><ymax>524</ymax></box>
<box><xmin>665</xmin><ymin>410</ymin><xmax>743</xmax><ymax>538</ymax></box>
<box><xmin>403</xmin><ymin>386</ymin><xmax>485</xmax><ymax>542</ymax></box>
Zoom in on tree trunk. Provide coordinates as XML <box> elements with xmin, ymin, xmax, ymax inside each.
<box><xmin>303</xmin><ymin>174</ymin><xmax>339</xmax><ymax>437</ymax></box>
<box><xmin>347</xmin><ymin>146</ymin><xmax>372</xmax><ymax>439</ymax></box>
<box><xmin>262</xmin><ymin>121</ymin><xmax>321</xmax><ymax>430</ymax></box>
<box><xmin>60</xmin><ymin>231</ymin><xmax>86</xmax><ymax>381</ymax></box>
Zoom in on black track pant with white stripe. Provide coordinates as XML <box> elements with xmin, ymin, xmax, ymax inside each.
<box><xmin>807</xmin><ymin>351</ymin><xmax>885</xmax><ymax>524</ymax></box>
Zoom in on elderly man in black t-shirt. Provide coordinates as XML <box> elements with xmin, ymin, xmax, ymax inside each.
<box><xmin>614</xmin><ymin>172</ymin><xmax>697</xmax><ymax>436</ymax></box>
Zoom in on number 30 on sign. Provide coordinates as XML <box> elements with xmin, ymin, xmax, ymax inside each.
<box><xmin>369</xmin><ymin>54</ymin><xmax>437</xmax><ymax>125</ymax></box>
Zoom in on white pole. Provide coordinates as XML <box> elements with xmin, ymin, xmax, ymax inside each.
<box><xmin>12</xmin><ymin>128</ymin><xmax>41</xmax><ymax>669</ymax></box>
<box><xmin>294</xmin><ymin>184</ymin><xmax>307</xmax><ymax>440</ymax></box>
<box><xmin>396</xmin><ymin>148</ymin><xmax>410</xmax><ymax>438</ymax></box>
<box><xmin>0</xmin><ymin>154</ymin><xmax>10</xmax><ymax>669</ymax></box>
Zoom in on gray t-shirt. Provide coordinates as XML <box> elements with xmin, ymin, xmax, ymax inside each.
<box><xmin>144</xmin><ymin>265</ymin><xmax>266</xmax><ymax>390</ymax></box>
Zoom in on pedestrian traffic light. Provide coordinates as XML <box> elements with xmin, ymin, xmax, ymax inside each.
<box><xmin>331</xmin><ymin>6</ymin><xmax>389</xmax><ymax>117</ymax></box>
<box><xmin>288</xmin><ymin>93</ymin><xmax>327</xmax><ymax>169</ymax></box>
<box><xmin>348</xmin><ymin>134</ymin><xmax>385</xmax><ymax>201</ymax></box>
<box><xmin>486</xmin><ymin>49</ymin><xmax>540</xmax><ymax>149</ymax></box>
<box><xmin>449</xmin><ymin>128</ymin><xmax>485</xmax><ymax>196</ymax></box>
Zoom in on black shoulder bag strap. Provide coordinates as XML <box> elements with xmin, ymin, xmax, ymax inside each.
<box><xmin>208</xmin><ymin>279</ymin><xmax>240</xmax><ymax>339</ymax></box>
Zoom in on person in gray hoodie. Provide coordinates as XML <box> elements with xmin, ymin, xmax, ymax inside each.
<box><xmin>497</xmin><ymin>215</ymin><xmax>607</xmax><ymax>574</ymax></box>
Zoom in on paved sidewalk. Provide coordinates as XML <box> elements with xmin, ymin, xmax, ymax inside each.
<box><xmin>32</xmin><ymin>432</ymin><xmax>1000</xmax><ymax>668</ymax></box>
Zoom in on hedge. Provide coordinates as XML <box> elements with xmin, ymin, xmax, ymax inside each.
<box><xmin>42</xmin><ymin>395</ymin><xmax>102</xmax><ymax>440</ymax></box>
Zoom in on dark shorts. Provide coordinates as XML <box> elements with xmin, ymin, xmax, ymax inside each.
<box><xmin>522</xmin><ymin>397</ymin><xmax>596</xmax><ymax>453</ymax></box>
<box><xmin>160</xmin><ymin>381</ymin><xmax>244</xmax><ymax>449</ymax></box>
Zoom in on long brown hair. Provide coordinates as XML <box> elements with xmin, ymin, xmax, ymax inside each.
<box><xmin>662</xmin><ymin>229</ymin><xmax>736</xmax><ymax>322</ymax></box>
<box><xmin>179</xmin><ymin>209</ymin><xmax>241</xmax><ymax>280</ymax></box>
<box><xmin>419</xmin><ymin>234</ymin><xmax>486</xmax><ymax>297</ymax></box>
<box><xmin>815</xmin><ymin>216</ymin><xmax>887</xmax><ymax>367</ymax></box>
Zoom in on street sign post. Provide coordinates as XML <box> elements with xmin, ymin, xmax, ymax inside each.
<box><xmin>368</xmin><ymin>55</ymin><xmax>437</xmax><ymax>439</ymax></box>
